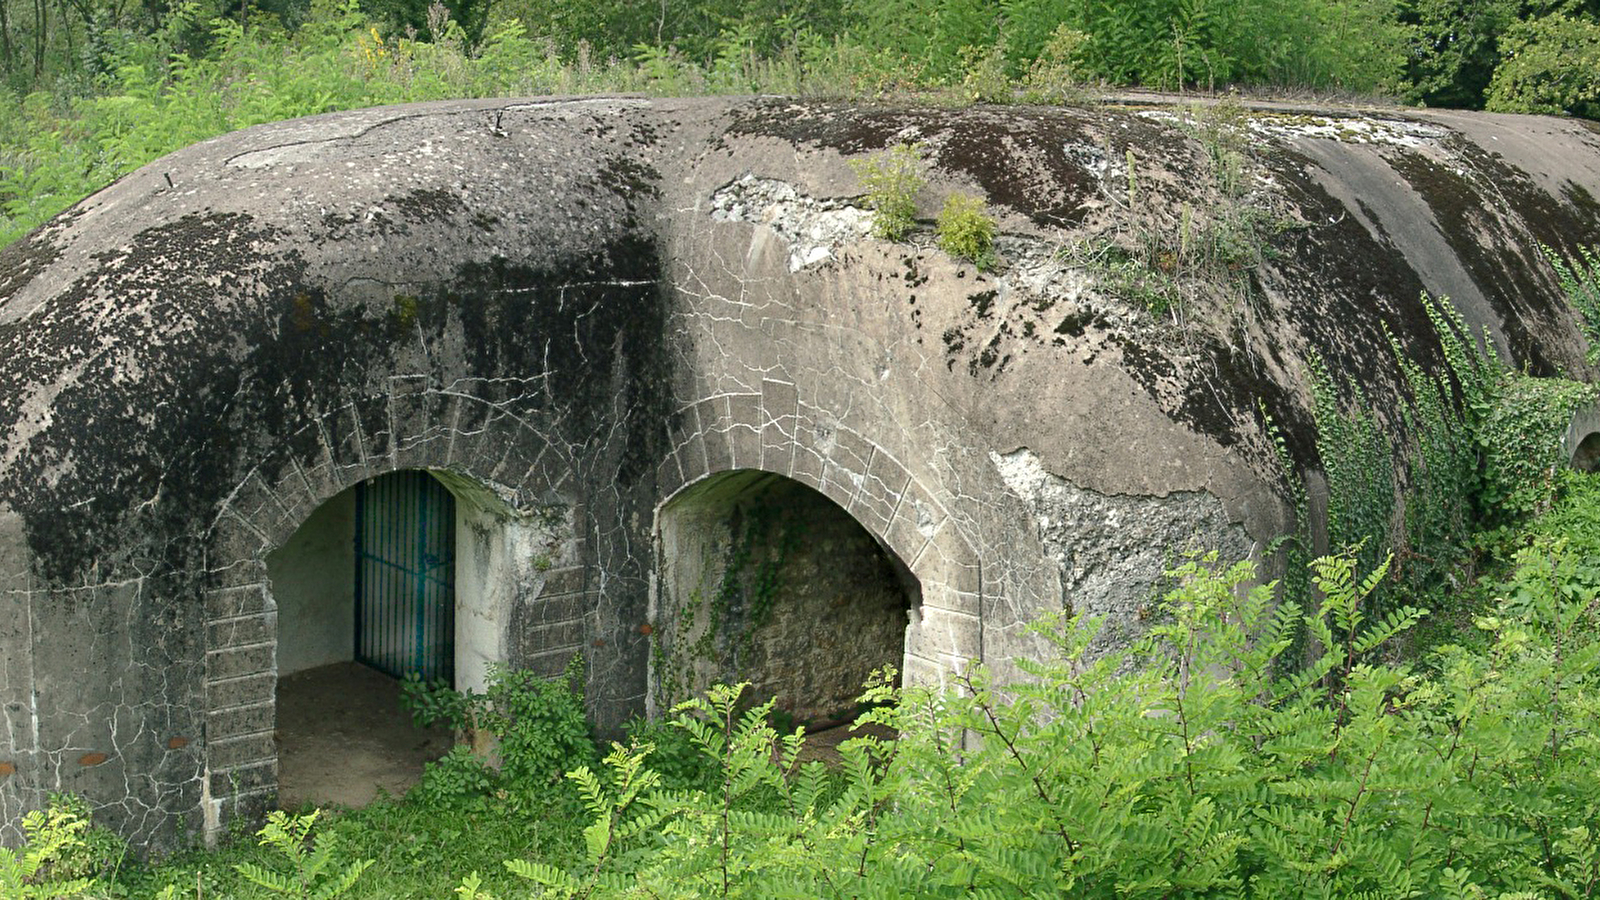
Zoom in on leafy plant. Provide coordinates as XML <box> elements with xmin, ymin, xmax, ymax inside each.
<box><xmin>1486</xmin><ymin>13</ymin><xmax>1600</xmax><ymax>119</ymax></box>
<box><xmin>1309</xmin><ymin>354</ymin><xmax>1396</xmax><ymax>586</ymax></box>
<box><xmin>415</xmin><ymin>745</ymin><xmax>498</xmax><ymax>809</ymax></box>
<box><xmin>1543</xmin><ymin>241</ymin><xmax>1600</xmax><ymax>363</ymax></box>
<box><xmin>1477</xmin><ymin>372</ymin><xmax>1597</xmax><ymax>519</ymax></box>
<box><xmin>482</xmin><ymin>542</ymin><xmax>1600</xmax><ymax>896</ymax></box>
<box><xmin>849</xmin><ymin>142</ymin><xmax>925</xmax><ymax>241</ymax></box>
<box><xmin>1018</xmin><ymin>23</ymin><xmax>1089</xmax><ymax>103</ymax></box>
<box><xmin>502</xmin><ymin>739</ymin><xmax>667</xmax><ymax>898</ymax></box>
<box><xmin>621</xmin><ymin>714</ymin><xmax>719</xmax><ymax>791</ymax></box>
<box><xmin>957</xmin><ymin>40</ymin><xmax>1010</xmax><ymax>102</ymax></box>
<box><xmin>401</xmin><ymin>656</ymin><xmax>598</xmax><ymax>813</ymax></box>
<box><xmin>934</xmin><ymin>191</ymin><xmax>997</xmax><ymax>269</ymax></box>
<box><xmin>0</xmin><ymin>797</ymin><xmax>100</xmax><ymax>899</ymax></box>
<box><xmin>233</xmin><ymin>809</ymin><xmax>373</xmax><ymax>900</ymax></box>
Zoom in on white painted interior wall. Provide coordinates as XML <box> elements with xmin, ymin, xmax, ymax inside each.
<box><xmin>268</xmin><ymin>486</ymin><xmax>357</xmax><ymax>675</ymax></box>
<box><xmin>269</xmin><ymin>470</ymin><xmax>558</xmax><ymax>695</ymax></box>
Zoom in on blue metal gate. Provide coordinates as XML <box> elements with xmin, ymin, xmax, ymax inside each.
<box><xmin>354</xmin><ymin>471</ymin><xmax>456</xmax><ymax>684</ymax></box>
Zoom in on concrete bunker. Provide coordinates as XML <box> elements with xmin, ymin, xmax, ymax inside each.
<box><xmin>7</xmin><ymin>95</ymin><xmax>1600</xmax><ymax>850</ymax></box>
<box><xmin>652</xmin><ymin>470</ymin><xmax>919</xmax><ymax>723</ymax></box>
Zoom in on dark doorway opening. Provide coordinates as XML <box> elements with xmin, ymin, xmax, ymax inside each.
<box><xmin>268</xmin><ymin>470</ymin><xmax>459</xmax><ymax>809</ymax></box>
<box><xmin>654</xmin><ymin>471</ymin><xmax>919</xmax><ymax>727</ymax></box>
<box><xmin>1574</xmin><ymin>432</ymin><xmax>1600</xmax><ymax>472</ymax></box>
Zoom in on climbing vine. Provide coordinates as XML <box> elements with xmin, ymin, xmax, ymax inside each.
<box><xmin>655</xmin><ymin>502</ymin><xmax>803</xmax><ymax>711</ymax></box>
<box><xmin>1477</xmin><ymin>373</ymin><xmax>1597</xmax><ymax>519</ymax></box>
<box><xmin>1275</xmin><ymin>290</ymin><xmax>1597</xmax><ymax>655</ymax></box>
<box><xmin>1542</xmin><ymin>242</ymin><xmax>1600</xmax><ymax>362</ymax></box>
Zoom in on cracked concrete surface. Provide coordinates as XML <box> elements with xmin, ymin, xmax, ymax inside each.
<box><xmin>1</xmin><ymin>96</ymin><xmax>1596</xmax><ymax>849</ymax></box>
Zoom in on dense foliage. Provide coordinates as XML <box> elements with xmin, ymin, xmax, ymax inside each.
<box><xmin>488</xmin><ymin>544</ymin><xmax>1600</xmax><ymax>899</ymax></box>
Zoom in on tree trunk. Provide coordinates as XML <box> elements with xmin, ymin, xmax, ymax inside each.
<box><xmin>32</xmin><ymin>0</ymin><xmax>44</xmax><ymax>80</ymax></box>
<box><xmin>0</xmin><ymin>0</ymin><xmax>15</xmax><ymax>80</ymax></box>
<box><xmin>55</xmin><ymin>0</ymin><xmax>73</xmax><ymax>77</ymax></box>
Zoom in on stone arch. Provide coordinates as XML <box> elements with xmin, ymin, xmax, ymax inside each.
<box><xmin>197</xmin><ymin>387</ymin><xmax>588</xmax><ymax>839</ymax></box>
<box><xmin>652</xmin><ymin>380</ymin><xmax>983</xmax><ymax>708</ymax></box>
<box><xmin>1574</xmin><ymin>433</ymin><xmax>1600</xmax><ymax>472</ymax></box>
<box><xmin>1563</xmin><ymin>400</ymin><xmax>1600</xmax><ymax>472</ymax></box>
<box><xmin>651</xmin><ymin>469</ymin><xmax>920</xmax><ymax>720</ymax></box>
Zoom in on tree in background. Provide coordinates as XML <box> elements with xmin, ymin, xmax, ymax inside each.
<box><xmin>1401</xmin><ymin>0</ymin><xmax>1600</xmax><ymax>113</ymax></box>
<box><xmin>1486</xmin><ymin>10</ymin><xmax>1600</xmax><ymax>118</ymax></box>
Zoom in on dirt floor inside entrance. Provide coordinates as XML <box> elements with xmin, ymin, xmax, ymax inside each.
<box><xmin>276</xmin><ymin>662</ymin><xmax>455</xmax><ymax>810</ymax></box>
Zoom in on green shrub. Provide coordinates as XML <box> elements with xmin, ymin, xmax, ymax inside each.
<box><xmin>957</xmin><ymin>41</ymin><xmax>1011</xmax><ymax>103</ymax></box>
<box><xmin>234</xmin><ymin>809</ymin><xmax>373</xmax><ymax>900</ymax></box>
<box><xmin>848</xmin><ymin>142</ymin><xmax>925</xmax><ymax>241</ymax></box>
<box><xmin>934</xmin><ymin>191</ymin><xmax>997</xmax><ymax>269</ymax></box>
<box><xmin>415</xmin><ymin>746</ymin><xmax>499</xmax><ymax>809</ymax></box>
<box><xmin>1019</xmin><ymin>23</ymin><xmax>1089</xmax><ymax>103</ymax></box>
<box><xmin>401</xmin><ymin>657</ymin><xmax>599</xmax><ymax>814</ymax></box>
<box><xmin>489</xmin><ymin>547</ymin><xmax>1600</xmax><ymax>898</ymax></box>
<box><xmin>1487</xmin><ymin>13</ymin><xmax>1600</xmax><ymax>120</ymax></box>
<box><xmin>620</xmin><ymin>715</ymin><xmax>719</xmax><ymax>792</ymax></box>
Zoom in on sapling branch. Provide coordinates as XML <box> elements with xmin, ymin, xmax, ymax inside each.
<box><xmin>956</xmin><ymin>672</ymin><xmax>1080</xmax><ymax>854</ymax></box>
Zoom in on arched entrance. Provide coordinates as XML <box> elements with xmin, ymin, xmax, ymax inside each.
<box><xmin>1573</xmin><ymin>432</ymin><xmax>1600</xmax><ymax>472</ymax></box>
<box><xmin>651</xmin><ymin>470</ymin><xmax>920</xmax><ymax>725</ymax></box>
<box><xmin>266</xmin><ymin>470</ymin><xmax>459</xmax><ymax>808</ymax></box>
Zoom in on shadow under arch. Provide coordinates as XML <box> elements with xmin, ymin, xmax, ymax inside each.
<box><xmin>650</xmin><ymin>469</ymin><xmax>922</xmax><ymax>722</ymax></box>
<box><xmin>1573</xmin><ymin>433</ymin><xmax>1600</xmax><ymax>472</ymax></box>
<box><xmin>653</xmin><ymin>387</ymin><xmax>986</xmax><ymax>696</ymax></box>
<box><xmin>1562</xmin><ymin>399</ymin><xmax>1600</xmax><ymax>473</ymax></box>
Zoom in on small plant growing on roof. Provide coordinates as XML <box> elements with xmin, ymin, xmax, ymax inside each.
<box><xmin>936</xmin><ymin>192</ymin><xmax>997</xmax><ymax>270</ymax></box>
<box><xmin>849</xmin><ymin>142</ymin><xmax>925</xmax><ymax>241</ymax></box>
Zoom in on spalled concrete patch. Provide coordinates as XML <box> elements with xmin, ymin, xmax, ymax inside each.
<box><xmin>710</xmin><ymin>175</ymin><xmax>873</xmax><ymax>271</ymax></box>
<box><xmin>990</xmin><ymin>448</ymin><xmax>1254</xmax><ymax>650</ymax></box>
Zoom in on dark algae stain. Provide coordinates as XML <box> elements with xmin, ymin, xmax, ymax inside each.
<box><xmin>390</xmin><ymin>187</ymin><xmax>469</xmax><ymax>223</ymax></box>
<box><xmin>0</xmin><ymin>228</ymin><xmax>62</xmax><ymax>304</ymax></box>
<box><xmin>1385</xmin><ymin>139</ymin><xmax>1580</xmax><ymax>376</ymax></box>
<box><xmin>0</xmin><ymin>196</ymin><xmax>673</xmax><ymax>585</ymax></box>
<box><xmin>968</xmin><ymin>290</ymin><xmax>997</xmax><ymax>317</ymax></box>
<box><xmin>727</xmin><ymin>100</ymin><xmax>1110</xmax><ymax>228</ymax></box>
<box><xmin>0</xmin><ymin>211</ymin><xmax>294</xmax><ymax>582</ymax></box>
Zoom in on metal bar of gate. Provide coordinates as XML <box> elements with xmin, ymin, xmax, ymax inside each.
<box><xmin>353</xmin><ymin>471</ymin><xmax>456</xmax><ymax>683</ymax></box>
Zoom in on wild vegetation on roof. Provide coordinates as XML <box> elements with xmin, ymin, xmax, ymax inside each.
<box><xmin>4</xmin><ymin>0</ymin><xmax>1600</xmax><ymax>247</ymax></box>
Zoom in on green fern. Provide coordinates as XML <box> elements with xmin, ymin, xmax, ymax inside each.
<box><xmin>0</xmin><ymin>800</ymin><xmax>98</xmax><ymax>899</ymax></box>
<box><xmin>233</xmin><ymin>810</ymin><xmax>373</xmax><ymax>900</ymax></box>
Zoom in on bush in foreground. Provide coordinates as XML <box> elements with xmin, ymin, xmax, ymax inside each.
<box><xmin>11</xmin><ymin>537</ymin><xmax>1599</xmax><ymax>898</ymax></box>
<box><xmin>491</xmin><ymin>547</ymin><xmax>1600</xmax><ymax>899</ymax></box>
